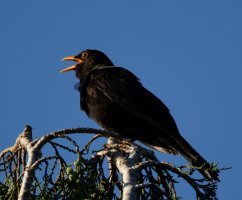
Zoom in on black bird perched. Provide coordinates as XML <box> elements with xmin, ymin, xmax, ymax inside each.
<box><xmin>61</xmin><ymin>49</ymin><xmax>219</xmax><ymax>181</ymax></box>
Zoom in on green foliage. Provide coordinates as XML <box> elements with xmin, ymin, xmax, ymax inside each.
<box><xmin>35</xmin><ymin>154</ymin><xmax>119</xmax><ymax>200</ymax></box>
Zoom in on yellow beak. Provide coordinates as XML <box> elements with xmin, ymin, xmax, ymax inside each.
<box><xmin>60</xmin><ymin>56</ymin><xmax>84</xmax><ymax>72</ymax></box>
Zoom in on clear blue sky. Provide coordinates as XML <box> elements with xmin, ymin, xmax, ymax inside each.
<box><xmin>1</xmin><ymin>1</ymin><xmax>241</xmax><ymax>199</ymax></box>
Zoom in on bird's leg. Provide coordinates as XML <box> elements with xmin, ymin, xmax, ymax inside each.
<box><xmin>119</xmin><ymin>127</ymin><xmax>138</xmax><ymax>142</ymax></box>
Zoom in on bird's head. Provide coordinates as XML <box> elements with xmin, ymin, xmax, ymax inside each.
<box><xmin>61</xmin><ymin>49</ymin><xmax>114</xmax><ymax>79</ymax></box>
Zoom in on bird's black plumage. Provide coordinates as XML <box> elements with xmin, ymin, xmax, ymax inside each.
<box><xmin>61</xmin><ymin>49</ymin><xmax>219</xmax><ymax>181</ymax></box>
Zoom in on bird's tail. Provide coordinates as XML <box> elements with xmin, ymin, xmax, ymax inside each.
<box><xmin>172</xmin><ymin>134</ymin><xmax>219</xmax><ymax>181</ymax></box>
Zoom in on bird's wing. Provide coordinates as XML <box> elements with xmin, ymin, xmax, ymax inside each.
<box><xmin>89</xmin><ymin>67</ymin><xmax>180</xmax><ymax>136</ymax></box>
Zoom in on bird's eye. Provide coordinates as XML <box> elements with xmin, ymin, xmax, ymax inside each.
<box><xmin>82</xmin><ymin>52</ymin><xmax>88</xmax><ymax>59</ymax></box>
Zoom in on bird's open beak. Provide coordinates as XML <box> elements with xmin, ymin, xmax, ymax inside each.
<box><xmin>60</xmin><ymin>56</ymin><xmax>84</xmax><ymax>72</ymax></box>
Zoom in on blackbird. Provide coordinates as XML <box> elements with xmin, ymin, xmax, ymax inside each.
<box><xmin>61</xmin><ymin>49</ymin><xmax>219</xmax><ymax>181</ymax></box>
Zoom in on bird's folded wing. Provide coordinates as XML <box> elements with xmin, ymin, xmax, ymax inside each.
<box><xmin>89</xmin><ymin>67</ymin><xmax>179</xmax><ymax>136</ymax></box>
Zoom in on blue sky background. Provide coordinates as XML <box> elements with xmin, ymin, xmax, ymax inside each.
<box><xmin>0</xmin><ymin>1</ymin><xmax>241</xmax><ymax>199</ymax></box>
